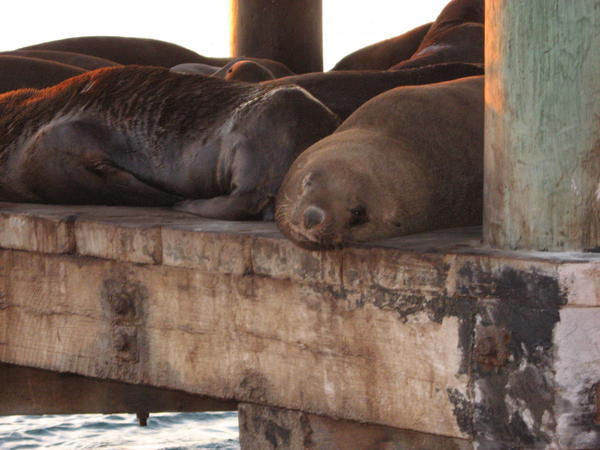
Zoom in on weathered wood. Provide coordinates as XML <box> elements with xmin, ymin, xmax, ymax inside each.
<box><xmin>238</xmin><ymin>403</ymin><xmax>472</xmax><ymax>450</ymax></box>
<box><xmin>231</xmin><ymin>0</ymin><xmax>323</xmax><ymax>73</ymax></box>
<box><xmin>484</xmin><ymin>0</ymin><xmax>600</xmax><ymax>251</ymax></box>
<box><xmin>0</xmin><ymin>363</ymin><xmax>236</xmax><ymax>415</ymax></box>
<box><xmin>1</xmin><ymin>203</ymin><xmax>600</xmax><ymax>446</ymax></box>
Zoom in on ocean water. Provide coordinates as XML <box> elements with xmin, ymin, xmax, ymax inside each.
<box><xmin>0</xmin><ymin>412</ymin><xmax>239</xmax><ymax>449</ymax></box>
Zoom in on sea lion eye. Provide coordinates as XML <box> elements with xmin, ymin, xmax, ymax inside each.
<box><xmin>301</xmin><ymin>173</ymin><xmax>315</xmax><ymax>191</ymax></box>
<box><xmin>348</xmin><ymin>206</ymin><xmax>368</xmax><ymax>227</ymax></box>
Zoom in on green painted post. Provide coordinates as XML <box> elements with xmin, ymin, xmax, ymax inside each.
<box><xmin>231</xmin><ymin>0</ymin><xmax>323</xmax><ymax>74</ymax></box>
<box><xmin>485</xmin><ymin>0</ymin><xmax>600</xmax><ymax>251</ymax></box>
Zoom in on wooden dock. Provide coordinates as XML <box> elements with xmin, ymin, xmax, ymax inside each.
<box><xmin>1</xmin><ymin>0</ymin><xmax>599</xmax><ymax>447</ymax></box>
<box><xmin>1</xmin><ymin>202</ymin><xmax>599</xmax><ymax>448</ymax></box>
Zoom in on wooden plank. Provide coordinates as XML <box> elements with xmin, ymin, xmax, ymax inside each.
<box><xmin>238</xmin><ymin>403</ymin><xmax>472</xmax><ymax>450</ymax></box>
<box><xmin>1</xmin><ymin>204</ymin><xmax>600</xmax><ymax>446</ymax></box>
<box><xmin>231</xmin><ymin>0</ymin><xmax>323</xmax><ymax>73</ymax></box>
<box><xmin>0</xmin><ymin>363</ymin><xmax>236</xmax><ymax>415</ymax></box>
<box><xmin>484</xmin><ymin>0</ymin><xmax>600</xmax><ymax>251</ymax></box>
<box><xmin>0</xmin><ymin>249</ymin><xmax>470</xmax><ymax>439</ymax></box>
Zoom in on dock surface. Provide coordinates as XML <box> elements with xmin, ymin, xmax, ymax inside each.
<box><xmin>1</xmin><ymin>202</ymin><xmax>599</xmax><ymax>448</ymax></box>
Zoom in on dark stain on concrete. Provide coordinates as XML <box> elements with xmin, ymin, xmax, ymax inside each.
<box><xmin>344</xmin><ymin>262</ymin><xmax>568</xmax><ymax>447</ymax></box>
<box><xmin>264</xmin><ymin>419</ymin><xmax>291</xmax><ymax>448</ymax></box>
<box><xmin>239</xmin><ymin>370</ymin><xmax>269</xmax><ymax>404</ymax></box>
<box><xmin>101</xmin><ymin>278</ymin><xmax>148</xmax><ymax>323</ymax></box>
<box><xmin>456</xmin><ymin>263</ymin><xmax>565</xmax><ymax>309</ymax></box>
<box><xmin>447</xmin><ymin>388</ymin><xmax>474</xmax><ymax>435</ymax></box>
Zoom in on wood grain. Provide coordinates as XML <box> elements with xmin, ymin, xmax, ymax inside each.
<box><xmin>485</xmin><ymin>0</ymin><xmax>600</xmax><ymax>250</ymax></box>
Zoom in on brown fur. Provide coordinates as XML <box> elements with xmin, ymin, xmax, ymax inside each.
<box><xmin>332</xmin><ymin>22</ymin><xmax>432</xmax><ymax>71</ymax></box>
<box><xmin>2</xmin><ymin>50</ymin><xmax>119</xmax><ymax>70</ymax></box>
<box><xmin>20</xmin><ymin>36</ymin><xmax>231</xmax><ymax>68</ymax></box>
<box><xmin>263</xmin><ymin>62</ymin><xmax>483</xmax><ymax>120</ymax></box>
<box><xmin>0</xmin><ymin>66</ymin><xmax>255</xmax><ymax>164</ymax></box>
<box><xmin>275</xmin><ymin>76</ymin><xmax>484</xmax><ymax>249</ymax></box>
<box><xmin>0</xmin><ymin>66</ymin><xmax>339</xmax><ymax>220</ymax></box>
<box><xmin>0</xmin><ymin>55</ymin><xmax>84</xmax><ymax>94</ymax></box>
<box><xmin>392</xmin><ymin>0</ymin><xmax>484</xmax><ymax>69</ymax></box>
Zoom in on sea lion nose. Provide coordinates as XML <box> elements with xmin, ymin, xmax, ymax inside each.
<box><xmin>303</xmin><ymin>205</ymin><xmax>325</xmax><ymax>229</ymax></box>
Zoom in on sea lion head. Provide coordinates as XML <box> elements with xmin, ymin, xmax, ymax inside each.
<box><xmin>275</xmin><ymin>129</ymin><xmax>434</xmax><ymax>250</ymax></box>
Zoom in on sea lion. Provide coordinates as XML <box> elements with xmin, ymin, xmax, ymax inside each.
<box><xmin>19</xmin><ymin>36</ymin><xmax>232</xmax><ymax>68</ymax></box>
<box><xmin>275</xmin><ymin>76</ymin><xmax>484</xmax><ymax>249</ymax></box>
<box><xmin>219</xmin><ymin>57</ymin><xmax>294</xmax><ymax>79</ymax></box>
<box><xmin>170</xmin><ymin>62</ymin><xmax>222</xmax><ymax>76</ymax></box>
<box><xmin>172</xmin><ymin>57</ymin><xmax>294</xmax><ymax>81</ymax></box>
<box><xmin>263</xmin><ymin>62</ymin><xmax>483</xmax><ymax>119</ymax></box>
<box><xmin>0</xmin><ymin>66</ymin><xmax>339</xmax><ymax>220</ymax></box>
<box><xmin>0</xmin><ymin>55</ymin><xmax>84</xmax><ymax>94</ymax></box>
<box><xmin>2</xmin><ymin>50</ymin><xmax>119</xmax><ymax>70</ymax></box>
<box><xmin>220</xmin><ymin>59</ymin><xmax>276</xmax><ymax>82</ymax></box>
<box><xmin>391</xmin><ymin>0</ymin><xmax>484</xmax><ymax>69</ymax></box>
<box><xmin>331</xmin><ymin>22</ymin><xmax>432</xmax><ymax>71</ymax></box>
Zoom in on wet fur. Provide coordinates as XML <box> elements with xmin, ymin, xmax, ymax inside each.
<box><xmin>0</xmin><ymin>66</ymin><xmax>339</xmax><ymax>218</ymax></box>
<box><xmin>276</xmin><ymin>76</ymin><xmax>484</xmax><ymax>249</ymax></box>
<box><xmin>264</xmin><ymin>62</ymin><xmax>483</xmax><ymax>120</ymax></box>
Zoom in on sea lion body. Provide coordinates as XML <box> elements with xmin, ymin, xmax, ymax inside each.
<box><xmin>218</xmin><ymin>57</ymin><xmax>294</xmax><ymax>79</ymax></box>
<box><xmin>392</xmin><ymin>0</ymin><xmax>484</xmax><ymax>69</ymax></box>
<box><xmin>0</xmin><ymin>66</ymin><xmax>339</xmax><ymax>220</ymax></box>
<box><xmin>19</xmin><ymin>36</ymin><xmax>232</xmax><ymax>68</ymax></box>
<box><xmin>170</xmin><ymin>62</ymin><xmax>222</xmax><ymax>76</ymax></box>
<box><xmin>2</xmin><ymin>50</ymin><xmax>119</xmax><ymax>71</ymax></box>
<box><xmin>263</xmin><ymin>62</ymin><xmax>483</xmax><ymax>119</ymax></box>
<box><xmin>0</xmin><ymin>55</ymin><xmax>84</xmax><ymax>94</ymax></box>
<box><xmin>331</xmin><ymin>22</ymin><xmax>432</xmax><ymax>71</ymax></box>
<box><xmin>173</xmin><ymin>57</ymin><xmax>294</xmax><ymax>82</ymax></box>
<box><xmin>275</xmin><ymin>76</ymin><xmax>484</xmax><ymax>249</ymax></box>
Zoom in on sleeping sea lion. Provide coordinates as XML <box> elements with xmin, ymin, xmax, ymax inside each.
<box><xmin>331</xmin><ymin>22</ymin><xmax>432</xmax><ymax>71</ymax></box>
<box><xmin>0</xmin><ymin>66</ymin><xmax>339</xmax><ymax>220</ymax></box>
<box><xmin>2</xmin><ymin>50</ymin><xmax>119</xmax><ymax>70</ymax></box>
<box><xmin>172</xmin><ymin>57</ymin><xmax>294</xmax><ymax>82</ymax></box>
<box><xmin>263</xmin><ymin>62</ymin><xmax>483</xmax><ymax>119</ymax></box>
<box><xmin>170</xmin><ymin>62</ymin><xmax>222</xmax><ymax>76</ymax></box>
<box><xmin>392</xmin><ymin>0</ymin><xmax>484</xmax><ymax>69</ymax></box>
<box><xmin>275</xmin><ymin>76</ymin><xmax>484</xmax><ymax>249</ymax></box>
<box><xmin>0</xmin><ymin>55</ymin><xmax>84</xmax><ymax>94</ymax></box>
<box><xmin>19</xmin><ymin>36</ymin><xmax>232</xmax><ymax>68</ymax></box>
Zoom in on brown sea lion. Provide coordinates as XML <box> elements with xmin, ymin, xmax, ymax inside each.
<box><xmin>0</xmin><ymin>55</ymin><xmax>84</xmax><ymax>94</ymax></box>
<box><xmin>331</xmin><ymin>22</ymin><xmax>432</xmax><ymax>71</ymax></box>
<box><xmin>19</xmin><ymin>36</ymin><xmax>232</xmax><ymax>68</ymax></box>
<box><xmin>2</xmin><ymin>50</ymin><xmax>119</xmax><ymax>70</ymax></box>
<box><xmin>220</xmin><ymin>57</ymin><xmax>294</xmax><ymax>79</ymax></box>
<box><xmin>221</xmin><ymin>60</ymin><xmax>276</xmax><ymax>82</ymax></box>
<box><xmin>170</xmin><ymin>62</ymin><xmax>222</xmax><ymax>76</ymax></box>
<box><xmin>275</xmin><ymin>76</ymin><xmax>484</xmax><ymax>249</ymax></box>
<box><xmin>263</xmin><ymin>62</ymin><xmax>483</xmax><ymax>119</ymax></box>
<box><xmin>392</xmin><ymin>0</ymin><xmax>484</xmax><ymax>69</ymax></box>
<box><xmin>172</xmin><ymin>57</ymin><xmax>294</xmax><ymax>81</ymax></box>
<box><xmin>0</xmin><ymin>66</ymin><xmax>339</xmax><ymax>220</ymax></box>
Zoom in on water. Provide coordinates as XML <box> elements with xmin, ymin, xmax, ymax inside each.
<box><xmin>0</xmin><ymin>412</ymin><xmax>239</xmax><ymax>449</ymax></box>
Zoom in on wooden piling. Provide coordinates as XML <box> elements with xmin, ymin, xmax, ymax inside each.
<box><xmin>231</xmin><ymin>0</ymin><xmax>323</xmax><ymax>73</ymax></box>
<box><xmin>484</xmin><ymin>0</ymin><xmax>600</xmax><ymax>251</ymax></box>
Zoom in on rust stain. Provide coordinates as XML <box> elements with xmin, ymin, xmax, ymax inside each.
<box><xmin>475</xmin><ymin>326</ymin><xmax>510</xmax><ymax>371</ymax></box>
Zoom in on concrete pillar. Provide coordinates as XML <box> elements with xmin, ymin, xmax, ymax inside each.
<box><xmin>484</xmin><ymin>0</ymin><xmax>600</xmax><ymax>251</ymax></box>
<box><xmin>231</xmin><ymin>0</ymin><xmax>323</xmax><ymax>73</ymax></box>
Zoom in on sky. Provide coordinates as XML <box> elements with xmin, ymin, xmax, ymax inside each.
<box><xmin>3</xmin><ymin>0</ymin><xmax>449</xmax><ymax>70</ymax></box>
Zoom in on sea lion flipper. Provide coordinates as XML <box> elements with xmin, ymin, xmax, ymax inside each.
<box><xmin>19</xmin><ymin>119</ymin><xmax>181</xmax><ymax>205</ymax></box>
<box><xmin>174</xmin><ymin>191</ymin><xmax>272</xmax><ymax>221</ymax></box>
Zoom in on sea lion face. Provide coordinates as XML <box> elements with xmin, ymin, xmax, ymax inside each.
<box><xmin>275</xmin><ymin>134</ymin><xmax>432</xmax><ymax>249</ymax></box>
<box><xmin>276</xmin><ymin>166</ymin><xmax>378</xmax><ymax>249</ymax></box>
